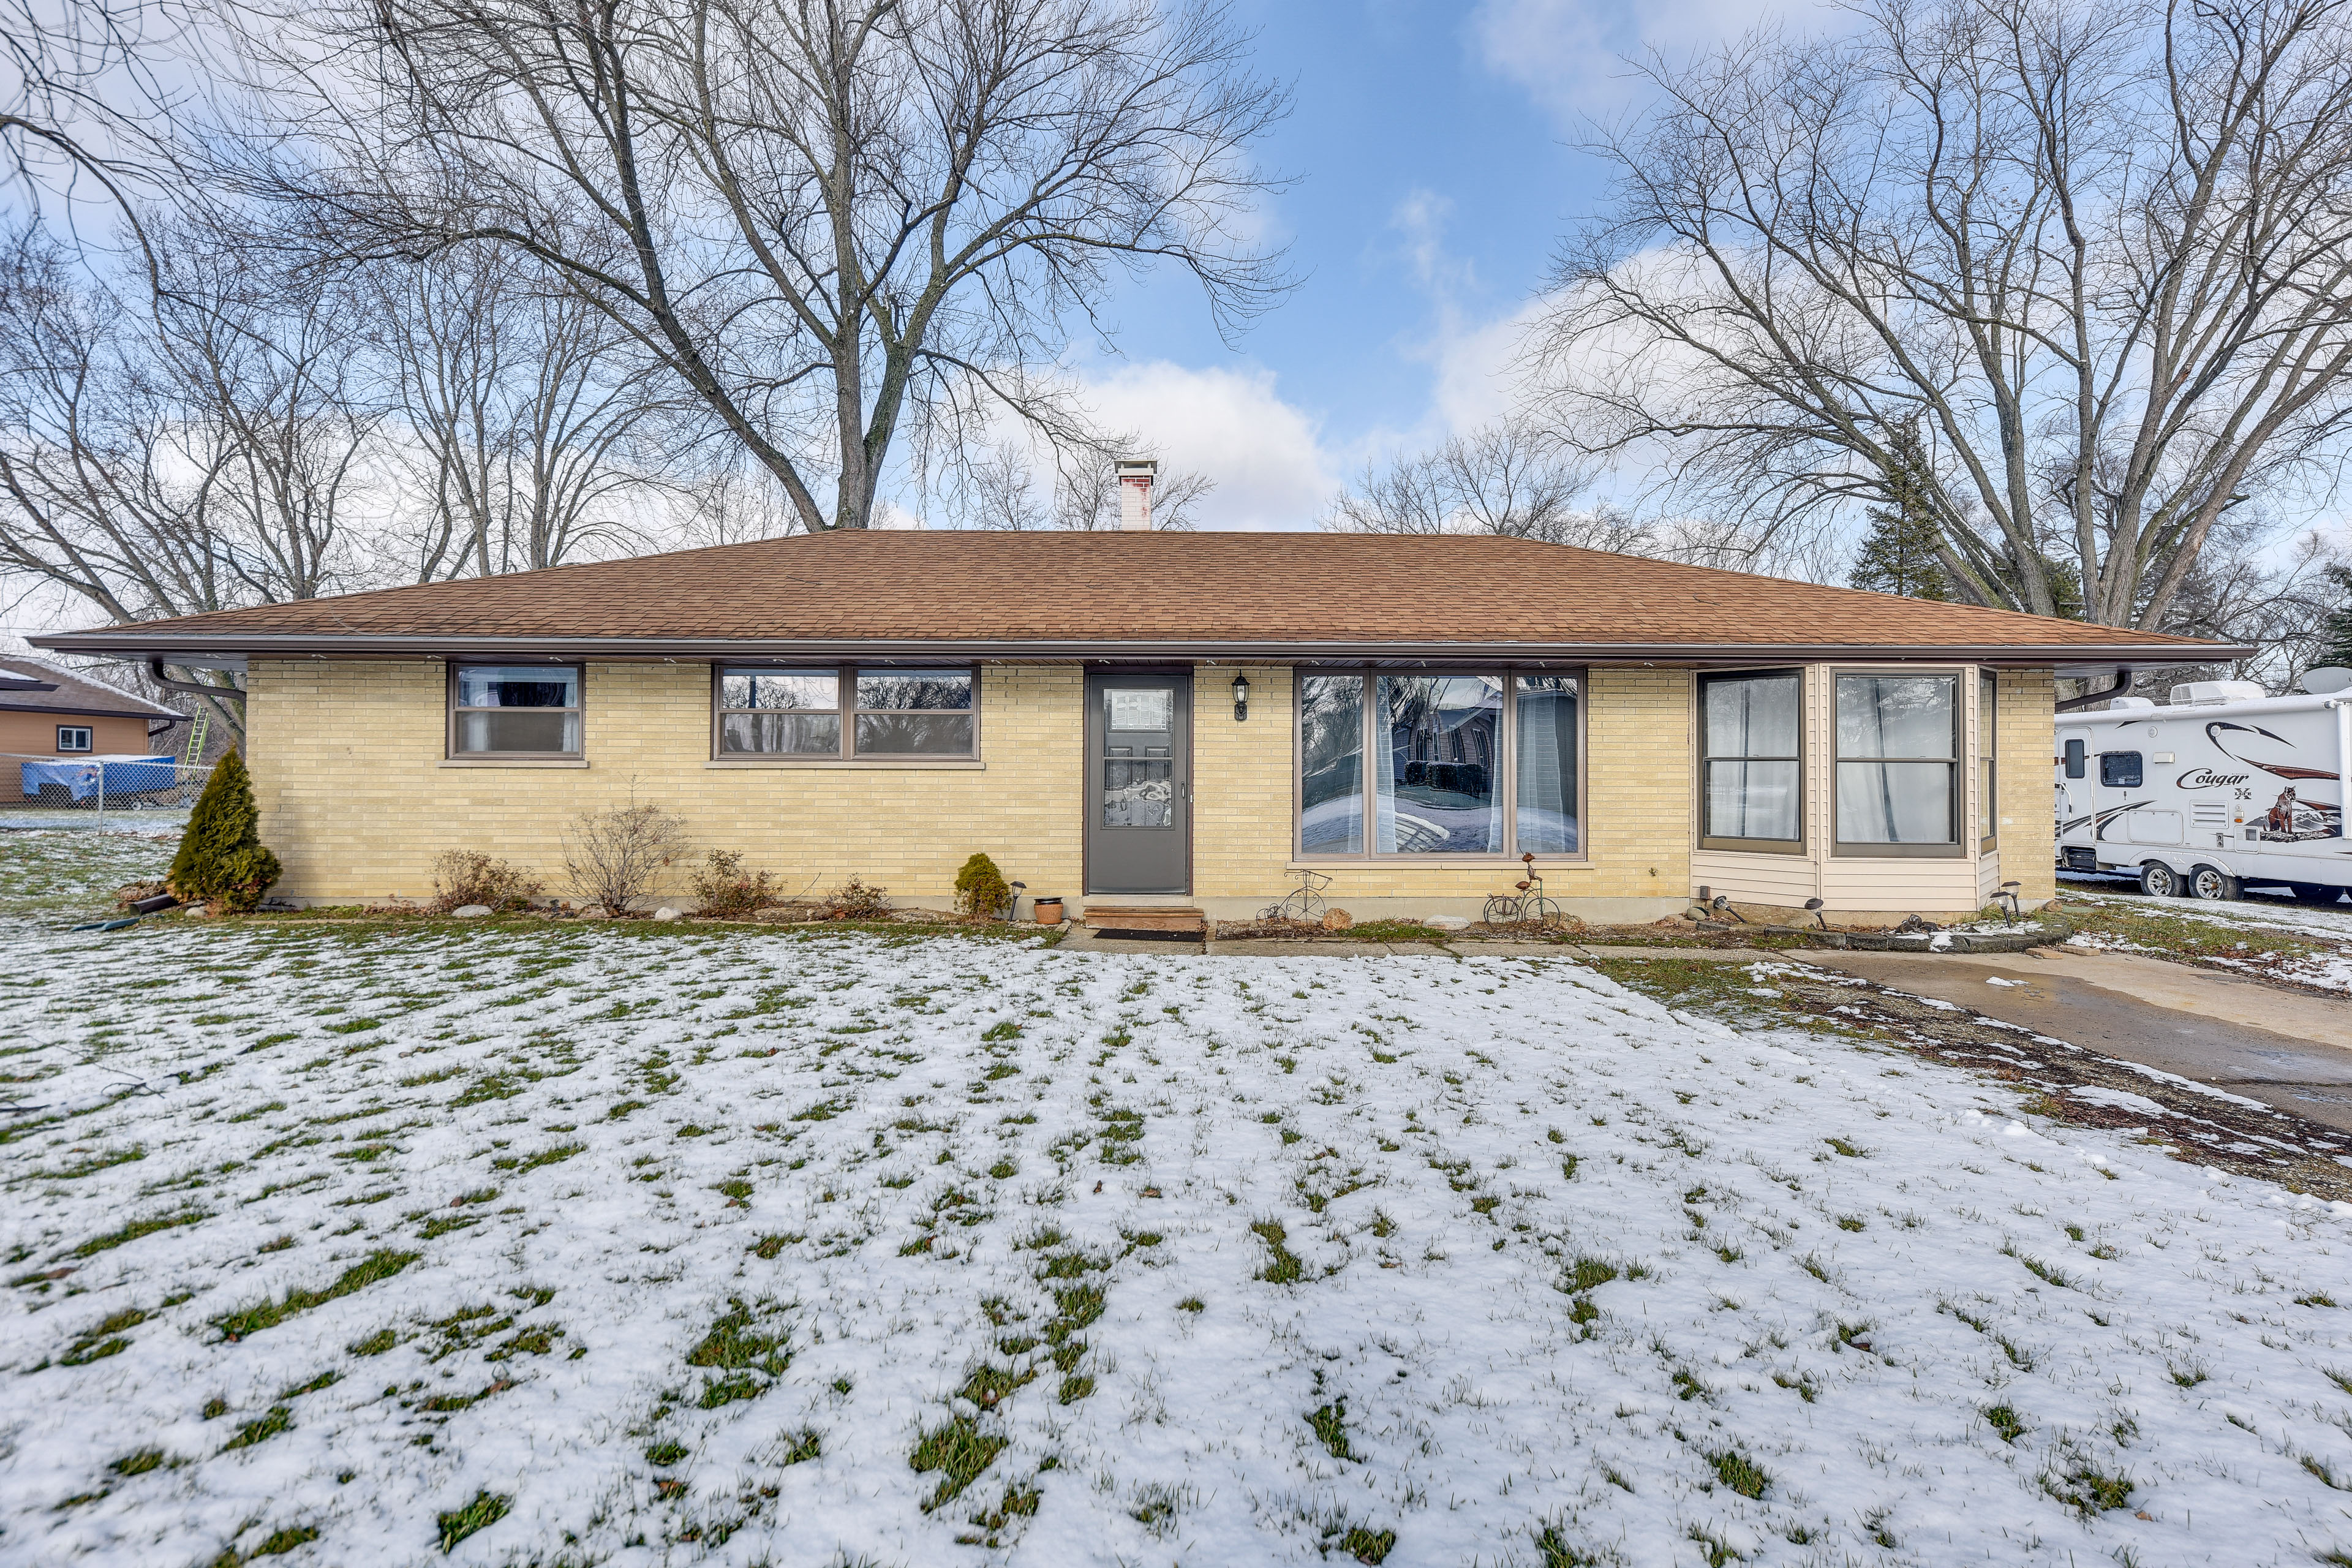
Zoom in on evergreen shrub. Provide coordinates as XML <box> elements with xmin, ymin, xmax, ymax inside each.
<box><xmin>953</xmin><ymin>852</ymin><xmax>1012</xmax><ymax>919</ymax></box>
<box><xmin>167</xmin><ymin>750</ymin><xmax>282</xmax><ymax>913</ymax></box>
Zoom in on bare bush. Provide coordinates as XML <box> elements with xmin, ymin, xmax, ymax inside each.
<box><xmin>823</xmin><ymin>876</ymin><xmax>892</xmax><ymax>922</ymax></box>
<box><xmin>562</xmin><ymin>801</ymin><xmax>685</xmax><ymax>916</ymax></box>
<box><xmin>690</xmin><ymin>850</ymin><xmax>783</xmax><ymax>921</ymax></box>
<box><xmin>429</xmin><ymin>850</ymin><xmax>543</xmax><ymax>914</ymax></box>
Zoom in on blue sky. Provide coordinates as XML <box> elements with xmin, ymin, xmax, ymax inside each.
<box><xmin>1052</xmin><ymin>0</ymin><xmax>1790</xmax><ymax>529</ymax></box>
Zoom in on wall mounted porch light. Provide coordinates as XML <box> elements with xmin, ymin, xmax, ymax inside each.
<box><xmin>1231</xmin><ymin>674</ymin><xmax>1250</xmax><ymax>722</ymax></box>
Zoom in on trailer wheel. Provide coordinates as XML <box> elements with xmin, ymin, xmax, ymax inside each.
<box><xmin>2187</xmin><ymin>865</ymin><xmax>2242</xmax><ymax>902</ymax></box>
<box><xmin>2138</xmin><ymin>861</ymin><xmax>2184</xmax><ymax>898</ymax></box>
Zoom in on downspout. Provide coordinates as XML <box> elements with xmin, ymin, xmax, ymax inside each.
<box><xmin>146</xmin><ymin>658</ymin><xmax>246</xmax><ymax>706</ymax></box>
<box><xmin>2056</xmin><ymin>666</ymin><xmax>2132</xmax><ymax>712</ymax></box>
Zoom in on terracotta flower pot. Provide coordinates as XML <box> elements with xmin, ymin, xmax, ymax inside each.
<box><xmin>1033</xmin><ymin>897</ymin><xmax>1064</xmax><ymax>924</ymax></box>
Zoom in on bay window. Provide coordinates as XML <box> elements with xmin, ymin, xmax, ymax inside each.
<box><xmin>1297</xmin><ymin>669</ymin><xmax>1580</xmax><ymax>858</ymax></box>
<box><xmin>713</xmin><ymin>666</ymin><xmax>975</xmax><ymax>760</ymax></box>
<box><xmin>1699</xmin><ymin>669</ymin><xmax>1803</xmax><ymax>851</ymax></box>
<box><xmin>450</xmin><ymin>665</ymin><xmax>581</xmax><ymax>757</ymax></box>
<box><xmin>1835</xmin><ymin>673</ymin><xmax>1959</xmax><ymax>853</ymax></box>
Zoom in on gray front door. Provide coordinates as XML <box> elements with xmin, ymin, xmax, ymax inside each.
<box><xmin>1085</xmin><ymin>673</ymin><xmax>1191</xmax><ymax>895</ymax></box>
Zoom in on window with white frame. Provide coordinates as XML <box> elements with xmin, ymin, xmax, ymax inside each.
<box><xmin>714</xmin><ymin>667</ymin><xmax>974</xmax><ymax>759</ymax></box>
<box><xmin>1295</xmin><ymin>670</ymin><xmax>1581</xmax><ymax>858</ymax></box>
<box><xmin>1835</xmin><ymin>673</ymin><xmax>1960</xmax><ymax>853</ymax></box>
<box><xmin>450</xmin><ymin>665</ymin><xmax>581</xmax><ymax>757</ymax></box>
<box><xmin>1698</xmin><ymin>669</ymin><xmax>1803</xmax><ymax>851</ymax></box>
<box><xmin>56</xmin><ymin>725</ymin><xmax>94</xmax><ymax>753</ymax></box>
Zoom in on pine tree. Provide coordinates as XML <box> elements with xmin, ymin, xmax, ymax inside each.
<box><xmin>2320</xmin><ymin>564</ymin><xmax>2352</xmax><ymax>669</ymax></box>
<box><xmin>1850</xmin><ymin>424</ymin><xmax>1951</xmax><ymax>600</ymax></box>
<box><xmin>167</xmin><ymin>750</ymin><xmax>283</xmax><ymax>913</ymax></box>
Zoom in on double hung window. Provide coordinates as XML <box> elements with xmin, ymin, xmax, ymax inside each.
<box><xmin>714</xmin><ymin>667</ymin><xmax>974</xmax><ymax>760</ymax></box>
<box><xmin>1295</xmin><ymin>670</ymin><xmax>1580</xmax><ymax>858</ymax></box>
<box><xmin>1698</xmin><ymin>670</ymin><xmax>1803</xmax><ymax>851</ymax></box>
<box><xmin>1834</xmin><ymin>673</ymin><xmax>1959</xmax><ymax>852</ymax></box>
<box><xmin>450</xmin><ymin>665</ymin><xmax>581</xmax><ymax>757</ymax></box>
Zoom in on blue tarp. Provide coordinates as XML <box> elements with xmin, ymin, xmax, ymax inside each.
<box><xmin>19</xmin><ymin>755</ymin><xmax>178</xmax><ymax>801</ymax></box>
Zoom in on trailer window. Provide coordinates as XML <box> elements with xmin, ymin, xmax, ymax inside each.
<box><xmin>2063</xmin><ymin>738</ymin><xmax>2086</xmax><ymax>778</ymax></box>
<box><xmin>2099</xmin><ymin>751</ymin><xmax>2141</xmax><ymax>788</ymax></box>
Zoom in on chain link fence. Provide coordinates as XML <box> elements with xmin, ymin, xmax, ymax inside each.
<box><xmin>1</xmin><ymin>753</ymin><xmax>213</xmax><ymax>829</ymax></box>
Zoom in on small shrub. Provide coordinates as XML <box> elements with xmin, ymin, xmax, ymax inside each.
<box><xmin>562</xmin><ymin>796</ymin><xmax>686</xmax><ymax>916</ymax></box>
<box><xmin>825</xmin><ymin>875</ymin><xmax>892</xmax><ymax>920</ymax></box>
<box><xmin>690</xmin><ymin>850</ymin><xmax>782</xmax><ymax>919</ymax></box>
<box><xmin>167</xmin><ymin>750</ymin><xmax>282</xmax><ymax>913</ymax></box>
<box><xmin>428</xmin><ymin>851</ymin><xmax>543</xmax><ymax>914</ymax></box>
<box><xmin>954</xmin><ymin>852</ymin><xmax>1012</xmax><ymax>919</ymax></box>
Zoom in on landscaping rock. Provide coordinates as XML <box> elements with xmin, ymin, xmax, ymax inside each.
<box><xmin>1322</xmin><ymin>908</ymin><xmax>1354</xmax><ymax>931</ymax></box>
<box><xmin>451</xmin><ymin>904</ymin><xmax>493</xmax><ymax>918</ymax></box>
<box><xmin>653</xmin><ymin>907</ymin><xmax>685</xmax><ymax>922</ymax></box>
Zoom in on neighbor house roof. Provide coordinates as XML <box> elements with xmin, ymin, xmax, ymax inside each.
<box><xmin>29</xmin><ymin>532</ymin><xmax>2244</xmax><ymax>671</ymax></box>
<box><xmin>0</xmin><ymin>655</ymin><xmax>183</xmax><ymax>722</ymax></box>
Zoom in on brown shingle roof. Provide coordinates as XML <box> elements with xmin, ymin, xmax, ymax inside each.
<box><xmin>0</xmin><ymin>655</ymin><xmax>182</xmax><ymax>721</ymax></box>
<box><xmin>31</xmin><ymin>531</ymin><xmax>2237</xmax><ymax>665</ymax></box>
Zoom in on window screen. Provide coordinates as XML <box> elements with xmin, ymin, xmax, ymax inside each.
<box><xmin>452</xmin><ymin>665</ymin><xmax>581</xmax><ymax>756</ymax></box>
<box><xmin>853</xmin><ymin>670</ymin><xmax>973</xmax><ymax>756</ymax></box>
<box><xmin>718</xmin><ymin>668</ymin><xmax>840</xmax><ymax>755</ymax></box>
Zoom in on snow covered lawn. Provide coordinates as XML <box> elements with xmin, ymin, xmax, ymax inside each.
<box><xmin>9</xmin><ymin>899</ymin><xmax>2352</xmax><ymax>1565</ymax></box>
<box><xmin>2057</xmin><ymin>884</ymin><xmax>2352</xmax><ymax>994</ymax></box>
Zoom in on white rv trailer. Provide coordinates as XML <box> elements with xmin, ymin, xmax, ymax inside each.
<box><xmin>2054</xmin><ymin>672</ymin><xmax>2352</xmax><ymax>901</ymax></box>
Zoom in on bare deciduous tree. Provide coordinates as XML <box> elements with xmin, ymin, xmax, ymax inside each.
<box><xmin>254</xmin><ymin>0</ymin><xmax>1290</xmax><ymax>531</ymax></box>
<box><xmin>1322</xmin><ymin>419</ymin><xmax>1645</xmax><ymax>548</ymax></box>
<box><xmin>1539</xmin><ymin>0</ymin><xmax>2352</xmax><ymax>630</ymax></box>
<box><xmin>369</xmin><ymin>245</ymin><xmax>687</xmax><ymax>578</ymax></box>
<box><xmin>1</xmin><ymin>0</ymin><xmax>184</xmax><ymax>211</ymax></box>
<box><xmin>956</xmin><ymin>440</ymin><xmax>1210</xmax><ymax>530</ymax></box>
<box><xmin>0</xmin><ymin>221</ymin><xmax>380</xmax><ymax>733</ymax></box>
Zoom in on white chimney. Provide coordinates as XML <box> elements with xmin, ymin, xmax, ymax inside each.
<box><xmin>1117</xmin><ymin>459</ymin><xmax>1158</xmax><ymax>531</ymax></box>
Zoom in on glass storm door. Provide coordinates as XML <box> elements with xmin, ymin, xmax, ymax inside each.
<box><xmin>1085</xmin><ymin>673</ymin><xmax>1191</xmax><ymax>895</ymax></box>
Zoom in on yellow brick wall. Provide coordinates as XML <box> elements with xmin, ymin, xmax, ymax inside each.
<box><xmin>1190</xmin><ymin>665</ymin><xmax>1295</xmax><ymax>899</ymax></box>
<box><xmin>247</xmin><ymin>660</ymin><xmax>1087</xmax><ymax>905</ymax></box>
<box><xmin>1995</xmin><ymin>666</ymin><xmax>2057</xmax><ymax>905</ymax></box>
<box><xmin>248</xmin><ymin>657</ymin><xmax>2030</xmax><ymax>919</ymax></box>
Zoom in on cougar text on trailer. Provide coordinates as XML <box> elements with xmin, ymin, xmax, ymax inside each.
<box><xmin>2054</xmin><ymin>669</ymin><xmax>2352</xmax><ymax>903</ymax></box>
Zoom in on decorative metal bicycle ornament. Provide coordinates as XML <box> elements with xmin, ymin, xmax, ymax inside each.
<box><xmin>1482</xmin><ymin>853</ymin><xmax>1563</xmax><ymax>927</ymax></box>
<box><xmin>1259</xmin><ymin>867</ymin><xmax>1331</xmax><ymax>924</ymax></box>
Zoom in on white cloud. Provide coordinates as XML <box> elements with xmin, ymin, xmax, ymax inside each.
<box><xmin>1055</xmin><ymin>360</ymin><xmax>1342</xmax><ymax>530</ymax></box>
<box><xmin>1469</xmin><ymin>0</ymin><xmax>1823</xmax><ymax>124</ymax></box>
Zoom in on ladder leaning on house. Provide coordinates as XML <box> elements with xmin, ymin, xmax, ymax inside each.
<box><xmin>181</xmin><ymin>709</ymin><xmax>209</xmax><ymax>767</ymax></box>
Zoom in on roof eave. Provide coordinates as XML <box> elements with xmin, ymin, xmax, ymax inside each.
<box><xmin>29</xmin><ymin>628</ymin><xmax>2252</xmax><ymax>673</ymax></box>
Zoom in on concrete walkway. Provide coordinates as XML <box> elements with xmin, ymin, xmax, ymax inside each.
<box><xmin>1803</xmin><ymin>946</ymin><xmax>2352</xmax><ymax>1134</ymax></box>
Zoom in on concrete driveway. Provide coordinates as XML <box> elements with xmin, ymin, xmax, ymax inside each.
<box><xmin>1805</xmin><ymin>946</ymin><xmax>2352</xmax><ymax>1134</ymax></box>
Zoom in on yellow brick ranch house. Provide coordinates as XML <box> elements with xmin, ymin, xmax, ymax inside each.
<box><xmin>37</xmin><ymin>527</ymin><xmax>2231</xmax><ymax>924</ymax></box>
